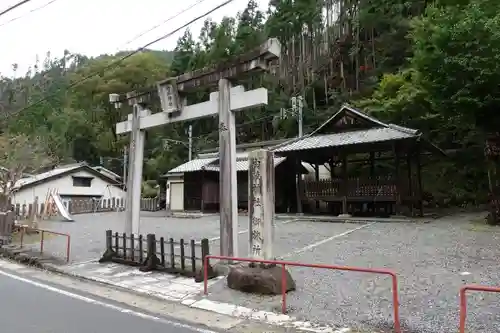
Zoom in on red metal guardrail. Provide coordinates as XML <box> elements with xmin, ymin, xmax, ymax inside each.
<box><xmin>203</xmin><ymin>255</ymin><xmax>401</xmax><ymax>333</ymax></box>
<box><xmin>459</xmin><ymin>284</ymin><xmax>500</xmax><ymax>333</ymax></box>
<box><xmin>20</xmin><ymin>227</ymin><xmax>71</xmax><ymax>263</ymax></box>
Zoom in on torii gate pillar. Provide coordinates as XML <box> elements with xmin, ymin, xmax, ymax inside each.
<box><xmin>116</xmin><ymin>38</ymin><xmax>281</xmax><ymax>260</ymax></box>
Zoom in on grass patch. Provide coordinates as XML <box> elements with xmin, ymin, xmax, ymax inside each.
<box><xmin>10</xmin><ymin>230</ymin><xmax>54</xmax><ymax>245</ymax></box>
<box><xmin>467</xmin><ymin>216</ymin><xmax>499</xmax><ymax>232</ymax></box>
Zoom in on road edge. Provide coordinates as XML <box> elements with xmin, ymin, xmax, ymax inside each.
<box><xmin>0</xmin><ymin>247</ymin><xmax>356</xmax><ymax>333</ymax></box>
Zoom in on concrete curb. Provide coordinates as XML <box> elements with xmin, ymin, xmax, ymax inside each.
<box><xmin>168</xmin><ymin>211</ymin><xmax>424</xmax><ymax>223</ymax></box>
<box><xmin>277</xmin><ymin>216</ymin><xmax>421</xmax><ymax>224</ymax></box>
<box><xmin>0</xmin><ymin>247</ymin><xmax>375</xmax><ymax>333</ymax></box>
<box><xmin>0</xmin><ymin>250</ymin><xmax>187</xmax><ymax>305</ymax></box>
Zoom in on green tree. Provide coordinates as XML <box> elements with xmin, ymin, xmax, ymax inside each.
<box><xmin>0</xmin><ymin>133</ymin><xmax>56</xmax><ymax>209</ymax></box>
<box><xmin>410</xmin><ymin>0</ymin><xmax>500</xmax><ymax>133</ymax></box>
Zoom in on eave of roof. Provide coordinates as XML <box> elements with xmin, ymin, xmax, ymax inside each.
<box><xmin>204</xmin><ymin>156</ymin><xmax>286</xmax><ymax>172</ymax></box>
<box><xmin>163</xmin><ymin>153</ymin><xmax>288</xmax><ymax>176</ymax></box>
<box><xmin>93</xmin><ymin>166</ymin><xmax>122</xmax><ymax>179</ymax></box>
<box><xmin>272</xmin><ymin>127</ymin><xmax>417</xmax><ymax>153</ymax></box>
<box><xmin>163</xmin><ymin>157</ymin><xmax>218</xmax><ymax>176</ymax></box>
<box><xmin>14</xmin><ymin>164</ymin><xmax>123</xmax><ymax>191</ymax></box>
<box><xmin>271</xmin><ymin>104</ymin><xmax>445</xmax><ymax>156</ymax></box>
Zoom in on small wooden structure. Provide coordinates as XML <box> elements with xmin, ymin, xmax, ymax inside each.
<box><xmin>173</xmin><ymin>154</ymin><xmax>304</xmax><ymax>213</ymax></box>
<box><xmin>164</xmin><ymin>138</ymin><xmax>308</xmax><ymax>213</ymax></box>
<box><xmin>272</xmin><ymin>105</ymin><xmax>445</xmax><ymax>217</ymax></box>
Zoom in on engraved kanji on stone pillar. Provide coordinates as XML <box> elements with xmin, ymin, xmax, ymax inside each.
<box><xmin>248</xmin><ymin>149</ymin><xmax>275</xmax><ymax>260</ymax></box>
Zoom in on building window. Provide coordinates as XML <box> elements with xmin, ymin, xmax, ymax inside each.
<box><xmin>72</xmin><ymin>176</ymin><xmax>93</xmax><ymax>187</ymax></box>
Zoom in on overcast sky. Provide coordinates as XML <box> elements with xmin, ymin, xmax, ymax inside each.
<box><xmin>0</xmin><ymin>0</ymin><xmax>267</xmax><ymax>77</ymax></box>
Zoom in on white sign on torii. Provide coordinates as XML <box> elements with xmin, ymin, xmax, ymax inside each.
<box><xmin>114</xmin><ymin>37</ymin><xmax>281</xmax><ymax>259</ymax></box>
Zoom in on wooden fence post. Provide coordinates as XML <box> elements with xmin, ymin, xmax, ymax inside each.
<box><xmin>99</xmin><ymin>230</ymin><xmax>117</xmax><ymax>263</ymax></box>
<box><xmin>0</xmin><ymin>211</ymin><xmax>14</xmax><ymax>246</ymax></box>
<box><xmin>140</xmin><ymin>234</ymin><xmax>160</xmax><ymax>272</ymax></box>
<box><xmin>195</xmin><ymin>238</ymin><xmax>215</xmax><ymax>282</ymax></box>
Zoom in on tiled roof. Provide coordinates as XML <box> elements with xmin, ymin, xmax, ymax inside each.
<box><xmin>197</xmin><ymin>152</ymin><xmax>251</xmax><ymax>159</ymax></box>
<box><xmin>13</xmin><ymin>163</ymin><xmax>122</xmax><ymax>189</ymax></box>
<box><xmin>15</xmin><ymin>164</ymin><xmax>85</xmax><ymax>188</ymax></box>
<box><xmin>205</xmin><ymin>156</ymin><xmax>286</xmax><ymax>172</ymax></box>
<box><xmin>165</xmin><ymin>157</ymin><xmax>217</xmax><ymax>174</ymax></box>
<box><xmin>165</xmin><ymin>153</ymin><xmax>287</xmax><ymax>176</ymax></box>
<box><xmin>273</xmin><ymin>127</ymin><xmax>417</xmax><ymax>153</ymax></box>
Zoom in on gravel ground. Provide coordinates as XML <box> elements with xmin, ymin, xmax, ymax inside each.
<box><xmin>202</xmin><ymin>212</ymin><xmax>500</xmax><ymax>333</ymax></box>
<box><xmin>209</xmin><ymin>219</ymin><xmax>364</xmax><ymax>258</ymax></box>
<box><xmin>34</xmin><ymin>211</ymin><xmax>360</xmax><ymax>263</ymax></box>
<box><xmin>33</xmin><ymin>210</ymin><xmax>500</xmax><ymax>333</ymax></box>
<box><xmin>35</xmin><ymin>211</ymin><xmax>249</xmax><ymax>263</ymax></box>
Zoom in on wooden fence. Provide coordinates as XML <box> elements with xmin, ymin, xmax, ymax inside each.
<box><xmin>12</xmin><ymin>196</ymin><xmax>161</xmax><ymax>220</ymax></box>
<box><xmin>99</xmin><ymin>230</ymin><xmax>217</xmax><ymax>281</ymax></box>
<box><xmin>140</xmin><ymin>197</ymin><xmax>160</xmax><ymax>212</ymax></box>
<box><xmin>0</xmin><ymin>211</ymin><xmax>15</xmax><ymax>246</ymax></box>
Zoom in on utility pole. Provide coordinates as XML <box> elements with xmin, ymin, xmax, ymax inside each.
<box><xmin>298</xmin><ymin>96</ymin><xmax>303</xmax><ymax>138</ymax></box>
<box><xmin>188</xmin><ymin>125</ymin><xmax>193</xmax><ymax>161</ymax></box>
<box><xmin>291</xmin><ymin>95</ymin><xmax>304</xmax><ymax>215</ymax></box>
<box><xmin>162</xmin><ymin>136</ymin><xmax>192</xmax><ymax>159</ymax></box>
<box><xmin>123</xmin><ymin>147</ymin><xmax>128</xmax><ymax>188</ymax></box>
<box><xmin>291</xmin><ymin>96</ymin><xmax>304</xmax><ymax>138</ymax></box>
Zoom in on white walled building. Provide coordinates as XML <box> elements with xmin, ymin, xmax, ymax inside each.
<box><xmin>11</xmin><ymin>163</ymin><xmax>126</xmax><ymax>207</ymax></box>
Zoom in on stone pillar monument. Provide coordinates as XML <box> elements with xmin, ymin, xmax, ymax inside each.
<box><xmin>226</xmin><ymin>149</ymin><xmax>295</xmax><ymax>295</ymax></box>
<box><xmin>248</xmin><ymin>149</ymin><xmax>275</xmax><ymax>260</ymax></box>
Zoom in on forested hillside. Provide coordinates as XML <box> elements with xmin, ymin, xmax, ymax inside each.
<box><xmin>0</xmin><ymin>0</ymin><xmax>498</xmax><ymax>207</ymax></box>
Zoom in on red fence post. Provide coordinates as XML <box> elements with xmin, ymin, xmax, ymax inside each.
<box><xmin>203</xmin><ymin>255</ymin><xmax>401</xmax><ymax>333</ymax></box>
<box><xmin>390</xmin><ymin>272</ymin><xmax>401</xmax><ymax>333</ymax></box>
<box><xmin>25</xmin><ymin>228</ymin><xmax>71</xmax><ymax>262</ymax></box>
<box><xmin>459</xmin><ymin>286</ymin><xmax>467</xmax><ymax>333</ymax></box>
<box><xmin>459</xmin><ymin>285</ymin><xmax>500</xmax><ymax>333</ymax></box>
<box><xmin>281</xmin><ymin>264</ymin><xmax>287</xmax><ymax>314</ymax></box>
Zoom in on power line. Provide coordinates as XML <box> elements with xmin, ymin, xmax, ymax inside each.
<box><xmin>10</xmin><ymin>0</ymin><xmax>235</xmax><ymax>117</ymax></box>
<box><xmin>117</xmin><ymin>0</ymin><xmax>209</xmax><ymax>50</ymax></box>
<box><xmin>0</xmin><ymin>0</ymin><xmax>33</xmax><ymax>18</ymax></box>
<box><xmin>0</xmin><ymin>0</ymin><xmax>60</xmax><ymax>28</ymax></box>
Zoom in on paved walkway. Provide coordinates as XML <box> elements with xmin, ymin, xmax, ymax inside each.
<box><xmin>65</xmin><ymin>261</ymin><xmax>222</xmax><ymax>302</ymax></box>
<box><xmin>59</xmin><ymin>260</ymin><xmax>349</xmax><ymax>333</ymax></box>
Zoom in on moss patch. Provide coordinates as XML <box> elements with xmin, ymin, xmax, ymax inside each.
<box><xmin>467</xmin><ymin>216</ymin><xmax>499</xmax><ymax>232</ymax></box>
<box><xmin>11</xmin><ymin>230</ymin><xmax>53</xmax><ymax>245</ymax></box>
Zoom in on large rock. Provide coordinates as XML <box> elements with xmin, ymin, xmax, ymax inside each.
<box><xmin>227</xmin><ymin>265</ymin><xmax>296</xmax><ymax>295</ymax></box>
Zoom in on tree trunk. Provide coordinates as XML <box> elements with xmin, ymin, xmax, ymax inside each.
<box><xmin>485</xmin><ymin>135</ymin><xmax>500</xmax><ymax>225</ymax></box>
<box><xmin>0</xmin><ymin>194</ymin><xmax>10</xmax><ymax>212</ymax></box>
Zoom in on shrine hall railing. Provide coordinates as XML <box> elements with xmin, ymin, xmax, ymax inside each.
<box><xmin>304</xmin><ymin>177</ymin><xmax>398</xmax><ymax>199</ymax></box>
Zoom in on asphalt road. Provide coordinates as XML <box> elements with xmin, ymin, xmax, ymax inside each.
<box><xmin>0</xmin><ymin>268</ymin><xmax>218</xmax><ymax>333</ymax></box>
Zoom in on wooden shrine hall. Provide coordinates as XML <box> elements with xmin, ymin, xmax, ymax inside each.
<box><xmin>271</xmin><ymin>105</ymin><xmax>445</xmax><ymax>217</ymax></box>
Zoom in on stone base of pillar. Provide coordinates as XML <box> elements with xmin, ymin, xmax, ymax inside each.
<box><xmin>227</xmin><ymin>264</ymin><xmax>296</xmax><ymax>295</ymax></box>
